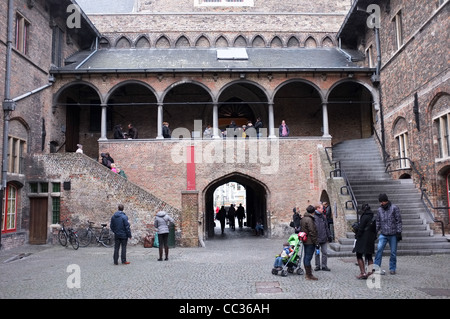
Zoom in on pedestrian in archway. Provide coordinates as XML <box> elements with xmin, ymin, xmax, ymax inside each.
<box><xmin>216</xmin><ymin>206</ymin><xmax>227</xmax><ymax>235</ymax></box>
<box><xmin>279</xmin><ymin>120</ymin><xmax>289</xmax><ymax>137</ymax></box>
<box><xmin>236</xmin><ymin>203</ymin><xmax>246</xmax><ymax>228</ymax></box>
<box><xmin>228</xmin><ymin>204</ymin><xmax>236</xmax><ymax>230</ymax></box>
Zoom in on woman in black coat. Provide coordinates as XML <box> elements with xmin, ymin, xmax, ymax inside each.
<box><xmin>353</xmin><ymin>203</ymin><xmax>377</xmax><ymax>279</ymax></box>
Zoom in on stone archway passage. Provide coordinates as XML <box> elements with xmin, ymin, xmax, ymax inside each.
<box><xmin>204</xmin><ymin>173</ymin><xmax>267</xmax><ymax>239</ymax></box>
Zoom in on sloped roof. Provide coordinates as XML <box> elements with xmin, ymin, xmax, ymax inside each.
<box><xmin>53</xmin><ymin>47</ymin><xmax>372</xmax><ymax>74</ymax></box>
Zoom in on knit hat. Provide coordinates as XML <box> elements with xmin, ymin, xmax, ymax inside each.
<box><xmin>378</xmin><ymin>193</ymin><xmax>389</xmax><ymax>202</ymax></box>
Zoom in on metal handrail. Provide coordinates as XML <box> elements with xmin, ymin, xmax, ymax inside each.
<box><xmin>325</xmin><ymin>147</ymin><xmax>360</xmax><ymax>221</ymax></box>
<box><xmin>385</xmin><ymin>157</ymin><xmax>447</xmax><ymax>236</ymax></box>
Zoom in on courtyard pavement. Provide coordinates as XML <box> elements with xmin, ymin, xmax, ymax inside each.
<box><xmin>0</xmin><ymin>226</ymin><xmax>449</xmax><ymax>314</ymax></box>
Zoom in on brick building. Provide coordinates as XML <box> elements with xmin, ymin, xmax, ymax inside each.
<box><xmin>1</xmin><ymin>0</ymin><xmax>448</xmax><ymax>249</ymax></box>
<box><xmin>339</xmin><ymin>0</ymin><xmax>449</xmax><ymax>230</ymax></box>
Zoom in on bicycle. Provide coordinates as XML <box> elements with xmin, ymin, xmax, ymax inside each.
<box><xmin>78</xmin><ymin>221</ymin><xmax>115</xmax><ymax>248</ymax></box>
<box><xmin>58</xmin><ymin>220</ymin><xmax>79</xmax><ymax>250</ymax></box>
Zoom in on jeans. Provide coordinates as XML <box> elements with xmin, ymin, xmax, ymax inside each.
<box><xmin>274</xmin><ymin>256</ymin><xmax>284</xmax><ymax>268</ymax></box>
<box><xmin>374</xmin><ymin>234</ymin><xmax>398</xmax><ymax>271</ymax></box>
<box><xmin>113</xmin><ymin>237</ymin><xmax>128</xmax><ymax>264</ymax></box>
<box><xmin>303</xmin><ymin>244</ymin><xmax>315</xmax><ymax>267</ymax></box>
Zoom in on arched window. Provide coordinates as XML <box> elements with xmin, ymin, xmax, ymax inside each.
<box><xmin>2</xmin><ymin>184</ymin><xmax>17</xmax><ymax>233</ymax></box>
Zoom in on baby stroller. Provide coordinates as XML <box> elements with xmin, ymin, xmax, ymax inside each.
<box><xmin>272</xmin><ymin>232</ymin><xmax>306</xmax><ymax>276</ymax></box>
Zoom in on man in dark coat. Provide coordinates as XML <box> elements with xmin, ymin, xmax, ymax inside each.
<box><xmin>236</xmin><ymin>204</ymin><xmax>246</xmax><ymax>228</ymax></box>
<box><xmin>313</xmin><ymin>204</ymin><xmax>332</xmax><ymax>271</ymax></box>
<box><xmin>110</xmin><ymin>204</ymin><xmax>132</xmax><ymax>265</ymax></box>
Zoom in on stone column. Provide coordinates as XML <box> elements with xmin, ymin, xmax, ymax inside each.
<box><xmin>212</xmin><ymin>103</ymin><xmax>220</xmax><ymax>138</ymax></box>
<box><xmin>268</xmin><ymin>102</ymin><xmax>276</xmax><ymax>138</ymax></box>
<box><xmin>156</xmin><ymin>103</ymin><xmax>163</xmax><ymax>139</ymax></box>
<box><xmin>181</xmin><ymin>191</ymin><xmax>199</xmax><ymax>247</ymax></box>
<box><xmin>99</xmin><ymin>103</ymin><xmax>107</xmax><ymax>141</ymax></box>
<box><xmin>322</xmin><ymin>102</ymin><xmax>331</xmax><ymax>138</ymax></box>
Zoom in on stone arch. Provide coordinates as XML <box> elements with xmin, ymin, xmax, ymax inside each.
<box><xmin>203</xmin><ymin>171</ymin><xmax>270</xmax><ymax>239</ymax></box>
<box><xmin>53</xmin><ymin>81</ymin><xmax>103</xmax><ymax>154</ymax></box>
<box><xmin>9</xmin><ymin>116</ymin><xmax>31</xmax><ymax>152</ymax></box>
<box><xmin>233</xmin><ymin>35</ymin><xmax>247</xmax><ymax>47</ymax></box>
<box><xmin>98</xmin><ymin>37</ymin><xmax>111</xmax><ymax>50</ymax></box>
<box><xmin>195</xmin><ymin>35</ymin><xmax>211</xmax><ymax>48</ymax></box>
<box><xmin>273</xmin><ymin>79</ymin><xmax>324</xmax><ymax>136</ymax></box>
<box><xmin>115</xmin><ymin>36</ymin><xmax>132</xmax><ymax>49</ymax></box>
<box><xmin>304</xmin><ymin>36</ymin><xmax>317</xmax><ymax>48</ymax></box>
<box><xmin>287</xmin><ymin>36</ymin><xmax>300</xmax><ymax>48</ymax></box>
<box><xmin>215</xmin><ymin>35</ymin><xmax>229</xmax><ymax>47</ymax></box>
<box><xmin>327</xmin><ymin>79</ymin><xmax>376</xmax><ymax>143</ymax></box>
<box><xmin>155</xmin><ymin>35</ymin><xmax>171</xmax><ymax>48</ymax></box>
<box><xmin>270</xmin><ymin>36</ymin><xmax>283</xmax><ymax>48</ymax></box>
<box><xmin>251</xmin><ymin>35</ymin><xmax>266</xmax><ymax>47</ymax></box>
<box><xmin>161</xmin><ymin>80</ymin><xmax>214</xmax><ymax>134</ymax></box>
<box><xmin>106</xmin><ymin>80</ymin><xmax>159</xmax><ymax>139</ymax></box>
<box><xmin>135</xmin><ymin>35</ymin><xmax>151</xmax><ymax>48</ymax></box>
<box><xmin>217</xmin><ymin>80</ymin><xmax>270</xmax><ymax>131</ymax></box>
<box><xmin>175</xmin><ymin>35</ymin><xmax>190</xmax><ymax>48</ymax></box>
<box><xmin>321</xmin><ymin>36</ymin><xmax>335</xmax><ymax>48</ymax></box>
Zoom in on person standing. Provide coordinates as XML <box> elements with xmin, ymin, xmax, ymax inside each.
<box><xmin>113</xmin><ymin>124</ymin><xmax>125</xmax><ymax>139</ymax></box>
<box><xmin>154</xmin><ymin>210</ymin><xmax>175</xmax><ymax>261</ymax></box>
<box><xmin>227</xmin><ymin>204</ymin><xmax>236</xmax><ymax>230</ymax></box>
<box><xmin>236</xmin><ymin>203</ymin><xmax>246</xmax><ymax>228</ymax></box>
<box><xmin>110</xmin><ymin>204</ymin><xmax>132</xmax><ymax>265</ymax></box>
<box><xmin>313</xmin><ymin>203</ymin><xmax>332</xmax><ymax>271</ymax></box>
<box><xmin>323</xmin><ymin>201</ymin><xmax>334</xmax><ymax>241</ymax></box>
<box><xmin>216</xmin><ymin>206</ymin><xmax>227</xmax><ymax>235</ymax></box>
<box><xmin>254</xmin><ymin>117</ymin><xmax>263</xmax><ymax>138</ymax></box>
<box><xmin>279</xmin><ymin>120</ymin><xmax>289</xmax><ymax>137</ymax></box>
<box><xmin>162</xmin><ymin>122</ymin><xmax>171</xmax><ymax>138</ymax></box>
<box><xmin>127</xmin><ymin>123</ymin><xmax>138</xmax><ymax>139</ymax></box>
<box><xmin>353</xmin><ymin>203</ymin><xmax>377</xmax><ymax>279</ymax></box>
<box><xmin>374</xmin><ymin>193</ymin><xmax>402</xmax><ymax>275</ymax></box>
<box><xmin>300</xmin><ymin>205</ymin><xmax>319</xmax><ymax>280</ymax></box>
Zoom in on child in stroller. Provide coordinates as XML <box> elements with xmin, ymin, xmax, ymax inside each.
<box><xmin>272</xmin><ymin>232</ymin><xmax>305</xmax><ymax>276</ymax></box>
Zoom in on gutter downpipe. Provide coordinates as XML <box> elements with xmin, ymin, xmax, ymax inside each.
<box><xmin>374</xmin><ymin>26</ymin><xmax>386</xmax><ymax>163</ymax></box>
<box><xmin>1</xmin><ymin>0</ymin><xmax>15</xmax><ymax>249</ymax></box>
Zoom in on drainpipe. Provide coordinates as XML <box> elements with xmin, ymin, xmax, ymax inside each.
<box><xmin>1</xmin><ymin>0</ymin><xmax>15</xmax><ymax>249</ymax></box>
<box><xmin>373</xmin><ymin>26</ymin><xmax>386</xmax><ymax>162</ymax></box>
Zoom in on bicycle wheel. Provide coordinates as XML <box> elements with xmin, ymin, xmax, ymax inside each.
<box><xmin>78</xmin><ymin>228</ymin><xmax>93</xmax><ymax>247</ymax></box>
<box><xmin>100</xmin><ymin>229</ymin><xmax>115</xmax><ymax>247</ymax></box>
<box><xmin>70</xmin><ymin>232</ymin><xmax>79</xmax><ymax>250</ymax></box>
<box><xmin>58</xmin><ymin>229</ymin><xmax>68</xmax><ymax>247</ymax></box>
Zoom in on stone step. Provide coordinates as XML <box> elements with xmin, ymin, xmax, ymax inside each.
<box><xmin>329</xmin><ymin>136</ymin><xmax>449</xmax><ymax>256</ymax></box>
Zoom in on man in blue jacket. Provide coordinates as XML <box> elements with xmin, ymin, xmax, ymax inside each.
<box><xmin>374</xmin><ymin>194</ymin><xmax>402</xmax><ymax>275</ymax></box>
<box><xmin>110</xmin><ymin>204</ymin><xmax>132</xmax><ymax>265</ymax></box>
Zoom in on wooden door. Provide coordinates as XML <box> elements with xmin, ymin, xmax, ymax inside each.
<box><xmin>29</xmin><ymin>198</ymin><xmax>48</xmax><ymax>244</ymax></box>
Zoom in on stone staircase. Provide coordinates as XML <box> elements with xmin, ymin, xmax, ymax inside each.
<box><xmin>329</xmin><ymin>137</ymin><xmax>450</xmax><ymax>256</ymax></box>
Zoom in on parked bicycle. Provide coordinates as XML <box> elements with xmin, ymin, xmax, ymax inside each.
<box><xmin>58</xmin><ymin>220</ymin><xmax>79</xmax><ymax>250</ymax></box>
<box><xmin>78</xmin><ymin>221</ymin><xmax>114</xmax><ymax>248</ymax></box>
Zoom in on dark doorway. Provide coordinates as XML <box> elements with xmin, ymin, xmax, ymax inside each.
<box><xmin>29</xmin><ymin>198</ymin><xmax>48</xmax><ymax>244</ymax></box>
<box><xmin>204</xmin><ymin>173</ymin><xmax>268</xmax><ymax>239</ymax></box>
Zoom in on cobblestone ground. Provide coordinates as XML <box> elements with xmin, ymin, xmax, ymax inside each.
<box><xmin>0</xmin><ymin>227</ymin><xmax>449</xmax><ymax>302</ymax></box>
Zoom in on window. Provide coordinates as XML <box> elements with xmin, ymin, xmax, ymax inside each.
<box><xmin>15</xmin><ymin>13</ymin><xmax>30</xmax><ymax>55</ymax></box>
<box><xmin>8</xmin><ymin>137</ymin><xmax>26</xmax><ymax>174</ymax></box>
<box><xmin>393</xmin><ymin>10</ymin><xmax>403</xmax><ymax>50</ymax></box>
<box><xmin>395</xmin><ymin>132</ymin><xmax>409</xmax><ymax>168</ymax></box>
<box><xmin>52</xmin><ymin>197</ymin><xmax>60</xmax><ymax>224</ymax></box>
<box><xmin>2</xmin><ymin>184</ymin><xmax>17</xmax><ymax>233</ymax></box>
<box><xmin>195</xmin><ymin>0</ymin><xmax>253</xmax><ymax>6</ymax></box>
<box><xmin>435</xmin><ymin>112</ymin><xmax>450</xmax><ymax>159</ymax></box>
